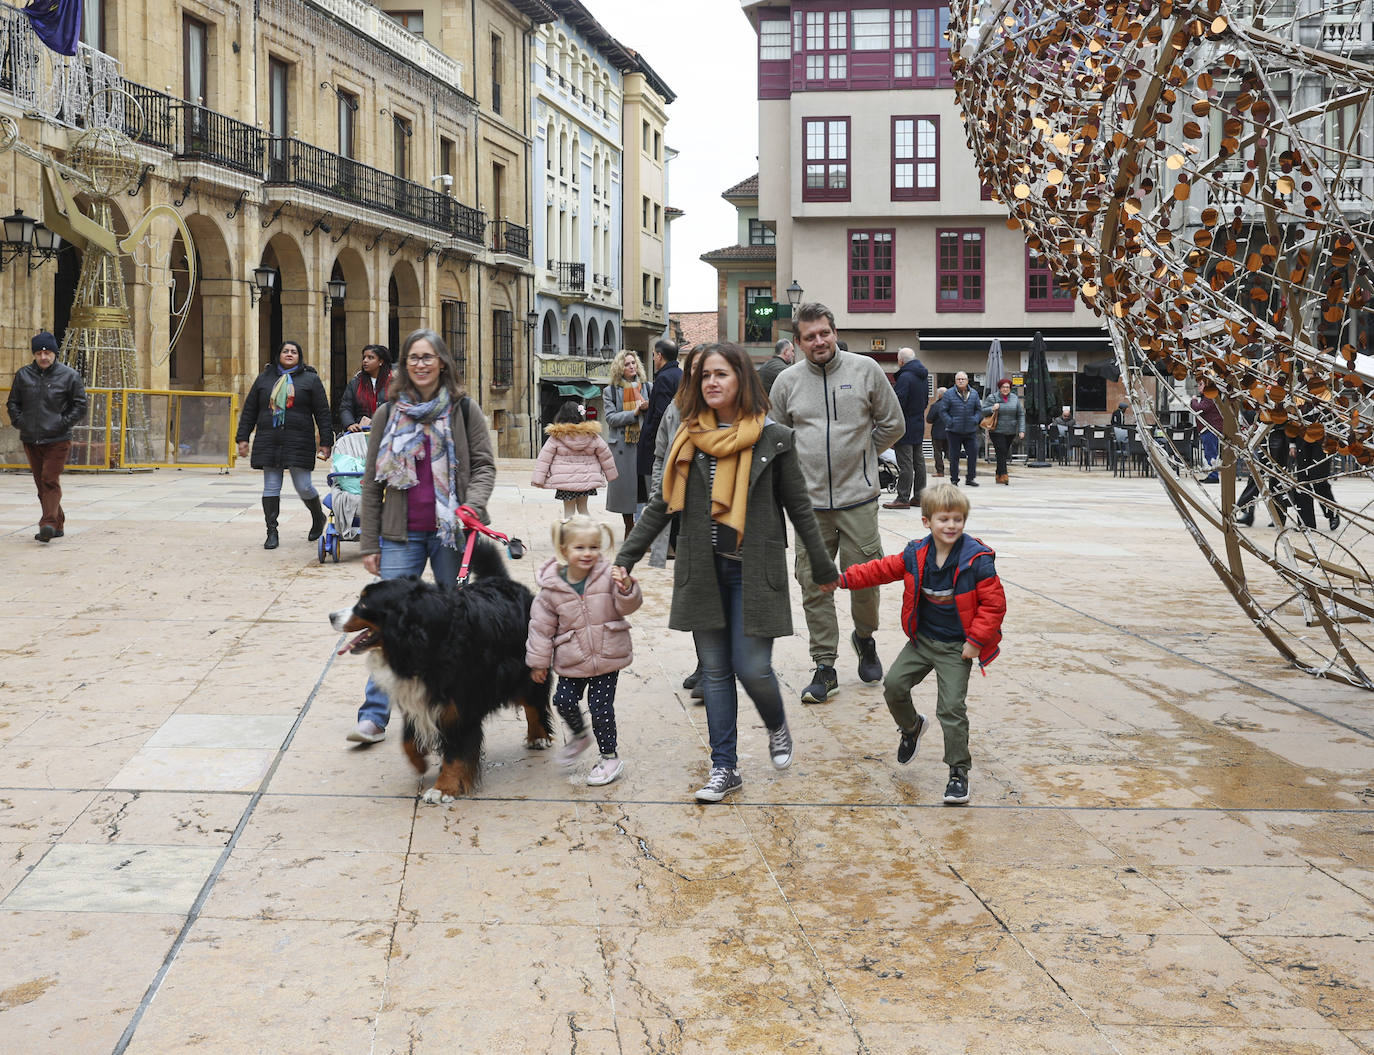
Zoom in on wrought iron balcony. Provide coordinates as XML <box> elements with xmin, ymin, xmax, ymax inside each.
<box><xmin>492</xmin><ymin>219</ymin><xmax>529</xmax><ymax>258</ymax></box>
<box><xmin>117</xmin><ymin>84</ymin><xmax>263</xmax><ymax>177</ymax></box>
<box><xmin>557</xmin><ymin>261</ymin><xmax>586</xmax><ymax>293</ymax></box>
<box><xmin>267</xmin><ymin>138</ymin><xmax>485</xmax><ymax>242</ymax></box>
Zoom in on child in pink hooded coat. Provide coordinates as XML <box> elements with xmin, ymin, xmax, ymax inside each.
<box><xmin>531</xmin><ymin>401</ymin><xmax>618</xmax><ymax>517</ymax></box>
<box><xmin>526</xmin><ymin>516</ymin><xmax>643</xmax><ymax>786</ymax></box>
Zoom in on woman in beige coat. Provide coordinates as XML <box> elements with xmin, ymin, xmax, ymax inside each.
<box><xmin>526</xmin><ymin>517</ymin><xmax>643</xmax><ymax>786</ymax></box>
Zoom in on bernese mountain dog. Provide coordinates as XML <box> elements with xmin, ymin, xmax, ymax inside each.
<box><xmin>330</xmin><ymin>538</ymin><xmax>554</xmax><ymax>802</ymax></box>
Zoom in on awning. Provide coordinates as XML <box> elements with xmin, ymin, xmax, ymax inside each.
<box><xmin>545</xmin><ymin>379</ymin><xmax>602</xmax><ymax>399</ymax></box>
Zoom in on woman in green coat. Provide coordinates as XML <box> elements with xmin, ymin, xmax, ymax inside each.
<box><xmin>615</xmin><ymin>342</ymin><xmax>839</xmax><ymax>803</ymax></box>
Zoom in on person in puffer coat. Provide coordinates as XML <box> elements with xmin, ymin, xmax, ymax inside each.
<box><xmin>235</xmin><ymin>340</ymin><xmax>334</xmax><ymax>549</ymax></box>
<box><xmin>526</xmin><ymin>516</ymin><xmax>644</xmax><ymax>787</ymax></box>
<box><xmin>532</xmin><ymin>400</ymin><xmax>619</xmax><ymax>517</ymax></box>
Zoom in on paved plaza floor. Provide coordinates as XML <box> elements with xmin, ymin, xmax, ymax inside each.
<box><xmin>1</xmin><ymin>459</ymin><xmax>1371</xmax><ymax>1054</ymax></box>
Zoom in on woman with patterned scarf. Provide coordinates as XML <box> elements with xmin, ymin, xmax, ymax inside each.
<box><xmin>346</xmin><ymin>328</ymin><xmax>496</xmax><ymax>744</ymax></box>
<box><xmin>602</xmin><ymin>349</ymin><xmax>649</xmax><ymax>537</ymax></box>
<box><xmin>614</xmin><ymin>342</ymin><xmax>840</xmax><ymax>803</ymax></box>
<box><xmin>235</xmin><ymin>340</ymin><xmax>333</xmax><ymax>550</ymax></box>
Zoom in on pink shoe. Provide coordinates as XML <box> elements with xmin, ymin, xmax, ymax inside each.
<box><xmin>557</xmin><ymin>730</ymin><xmax>592</xmax><ymax>766</ymax></box>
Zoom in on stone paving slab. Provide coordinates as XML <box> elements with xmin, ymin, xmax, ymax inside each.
<box><xmin>0</xmin><ymin>462</ymin><xmax>1371</xmax><ymax>1054</ymax></box>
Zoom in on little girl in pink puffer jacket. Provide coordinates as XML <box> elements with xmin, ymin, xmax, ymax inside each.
<box><xmin>531</xmin><ymin>400</ymin><xmax>618</xmax><ymax>518</ymax></box>
<box><xmin>525</xmin><ymin>515</ymin><xmax>642</xmax><ymax>787</ymax></box>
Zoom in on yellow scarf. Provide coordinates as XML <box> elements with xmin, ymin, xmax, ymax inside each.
<box><xmin>662</xmin><ymin>410</ymin><xmax>764</xmax><ymax>544</ymax></box>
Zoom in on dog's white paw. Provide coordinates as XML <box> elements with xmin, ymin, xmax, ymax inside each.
<box><xmin>527</xmin><ymin>737</ymin><xmax>553</xmax><ymax>750</ymax></box>
<box><xmin>421</xmin><ymin>787</ymin><xmax>456</xmax><ymax>805</ymax></box>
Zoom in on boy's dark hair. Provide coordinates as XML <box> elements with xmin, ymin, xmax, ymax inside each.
<box><xmin>921</xmin><ymin>481</ymin><xmax>971</xmax><ymax>520</ymax></box>
<box><xmin>555</xmin><ymin>400</ymin><xmax>585</xmax><ymax>424</ymax></box>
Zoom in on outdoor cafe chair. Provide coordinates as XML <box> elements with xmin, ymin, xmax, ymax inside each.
<box><xmin>1066</xmin><ymin>426</ymin><xmax>1086</xmax><ymax>467</ymax></box>
<box><xmin>1083</xmin><ymin>426</ymin><xmax>1112</xmax><ymax>470</ymax></box>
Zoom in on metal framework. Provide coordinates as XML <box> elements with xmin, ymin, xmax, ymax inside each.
<box><xmin>951</xmin><ymin>0</ymin><xmax>1374</xmax><ymax>687</ymax></box>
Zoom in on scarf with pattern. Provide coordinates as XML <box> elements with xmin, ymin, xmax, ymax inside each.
<box><xmin>662</xmin><ymin>410</ymin><xmax>764</xmax><ymax>544</ymax></box>
<box><xmin>269</xmin><ymin>364</ymin><xmax>299</xmax><ymax>427</ymax></box>
<box><xmin>373</xmin><ymin>389</ymin><xmax>460</xmax><ymax>548</ymax></box>
<box><xmin>620</xmin><ymin>382</ymin><xmax>644</xmax><ymax>445</ymax></box>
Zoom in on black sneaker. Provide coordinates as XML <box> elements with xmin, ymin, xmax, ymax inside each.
<box><xmin>695</xmin><ymin>767</ymin><xmax>742</xmax><ymax>802</ymax></box>
<box><xmin>801</xmin><ymin>664</ymin><xmax>839</xmax><ymax>704</ymax></box>
<box><xmin>897</xmin><ymin>714</ymin><xmax>927</xmax><ymax>765</ymax></box>
<box><xmin>1329</xmin><ymin>513</ymin><xmax>1341</xmax><ymax>531</ymax></box>
<box><xmin>852</xmin><ymin>631</ymin><xmax>883</xmax><ymax>684</ymax></box>
<box><xmin>943</xmin><ymin>766</ymin><xmax>970</xmax><ymax>805</ymax></box>
<box><xmin>683</xmin><ymin>668</ymin><xmax>701</xmax><ymax>690</ymax></box>
<box><xmin>965</xmin><ymin>479</ymin><xmax>980</xmax><ymax>487</ymax></box>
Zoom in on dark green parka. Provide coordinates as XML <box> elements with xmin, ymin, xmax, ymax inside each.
<box><xmin>615</xmin><ymin>421</ymin><xmax>839</xmax><ymax>638</ymax></box>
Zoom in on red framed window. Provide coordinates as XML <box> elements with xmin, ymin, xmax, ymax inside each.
<box><xmin>1026</xmin><ymin>247</ymin><xmax>1076</xmax><ymax>312</ymax></box>
<box><xmin>849</xmin><ymin>229</ymin><xmax>895</xmax><ymax>313</ymax></box>
<box><xmin>937</xmin><ymin>229</ymin><xmax>984</xmax><ymax>312</ymax></box>
<box><xmin>893</xmin><ymin>115</ymin><xmax>938</xmax><ymax>201</ymax></box>
<box><xmin>800</xmin><ymin>8</ymin><xmax>847</xmax><ymax>85</ymax></box>
<box><xmin>758</xmin><ymin>17</ymin><xmax>791</xmax><ymax>99</ymax></box>
<box><xmin>803</xmin><ymin>117</ymin><xmax>850</xmax><ymax>202</ymax></box>
<box><xmin>914</xmin><ymin>2</ymin><xmax>952</xmax><ymax>87</ymax></box>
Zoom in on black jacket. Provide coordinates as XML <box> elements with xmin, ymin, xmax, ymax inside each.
<box><xmin>637</xmin><ymin>361</ymin><xmax>681</xmax><ymax>476</ymax></box>
<box><xmin>7</xmin><ymin>360</ymin><xmax>88</xmax><ymax>445</ymax></box>
<box><xmin>337</xmin><ymin>370</ymin><xmax>391</xmax><ymax>429</ymax></box>
<box><xmin>892</xmin><ymin>358</ymin><xmax>930</xmax><ymax>446</ymax></box>
<box><xmin>236</xmin><ymin>365</ymin><xmax>333</xmax><ymax>469</ymax></box>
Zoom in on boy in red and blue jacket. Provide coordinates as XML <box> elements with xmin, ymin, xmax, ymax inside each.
<box><xmin>824</xmin><ymin>482</ymin><xmax>1005</xmax><ymax>804</ymax></box>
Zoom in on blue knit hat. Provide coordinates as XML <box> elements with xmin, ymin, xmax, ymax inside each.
<box><xmin>31</xmin><ymin>331</ymin><xmax>58</xmax><ymax>353</ymax></box>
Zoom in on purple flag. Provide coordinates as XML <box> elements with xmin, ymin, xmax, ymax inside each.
<box><xmin>23</xmin><ymin>0</ymin><xmax>83</xmax><ymax>57</ymax></box>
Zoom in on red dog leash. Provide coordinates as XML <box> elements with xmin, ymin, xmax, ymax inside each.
<box><xmin>455</xmin><ymin>505</ymin><xmax>524</xmax><ymax>583</ymax></box>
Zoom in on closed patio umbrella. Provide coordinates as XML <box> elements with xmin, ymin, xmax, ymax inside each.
<box><xmin>983</xmin><ymin>339</ymin><xmax>1005</xmax><ymax>463</ymax></box>
<box><xmin>1024</xmin><ymin>330</ymin><xmax>1055</xmax><ymax>467</ymax></box>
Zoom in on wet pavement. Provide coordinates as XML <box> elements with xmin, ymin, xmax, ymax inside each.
<box><xmin>1</xmin><ymin>461</ymin><xmax>1371</xmax><ymax>1054</ymax></box>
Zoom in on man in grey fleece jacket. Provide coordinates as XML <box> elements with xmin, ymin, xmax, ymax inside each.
<box><xmin>769</xmin><ymin>303</ymin><xmax>905</xmax><ymax>703</ymax></box>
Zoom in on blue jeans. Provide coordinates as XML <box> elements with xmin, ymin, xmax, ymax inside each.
<box><xmin>357</xmin><ymin>532</ymin><xmax>461</xmax><ymax>728</ymax></box>
<box><xmin>692</xmin><ymin>555</ymin><xmax>786</xmax><ymax>769</ymax></box>
<box><xmin>1201</xmin><ymin>430</ymin><xmax>1220</xmax><ymax>471</ymax></box>
<box><xmin>262</xmin><ymin>466</ymin><xmax>318</xmax><ymax>500</ymax></box>
<box><xmin>947</xmin><ymin>433</ymin><xmax>978</xmax><ymax>483</ymax></box>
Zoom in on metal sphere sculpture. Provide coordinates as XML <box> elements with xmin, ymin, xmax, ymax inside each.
<box><xmin>950</xmin><ymin>0</ymin><xmax>1374</xmax><ymax>687</ymax></box>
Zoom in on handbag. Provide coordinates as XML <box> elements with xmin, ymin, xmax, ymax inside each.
<box><xmin>980</xmin><ymin>404</ymin><xmax>998</xmax><ymax>431</ymax></box>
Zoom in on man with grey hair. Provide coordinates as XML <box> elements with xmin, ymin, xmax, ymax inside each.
<box><xmin>883</xmin><ymin>347</ymin><xmax>929</xmax><ymax>510</ymax></box>
<box><xmin>770</xmin><ymin>303</ymin><xmax>905</xmax><ymax>703</ymax></box>
<box><xmin>756</xmin><ymin>337</ymin><xmax>795</xmax><ymax>396</ymax></box>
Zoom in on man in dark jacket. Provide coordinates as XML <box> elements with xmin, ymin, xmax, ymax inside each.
<box><xmin>937</xmin><ymin>372</ymin><xmax>984</xmax><ymax>486</ymax></box>
<box><xmin>7</xmin><ymin>331</ymin><xmax>87</xmax><ymax>542</ymax></box>
<box><xmin>884</xmin><ymin>347</ymin><xmax>929</xmax><ymax>509</ymax></box>
<box><xmin>636</xmin><ymin>338</ymin><xmax>681</xmax><ymax>479</ymax></box>
<box><xmin>756</xmin><ymin>337</ymin><xmax>794</xmax><ymax>396</ymax></box>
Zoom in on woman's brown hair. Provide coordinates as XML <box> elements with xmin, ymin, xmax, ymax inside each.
<box><xmin>676</xmin><ymin>342</ymin><xmax>769</xmax><ymax>421</ymax></box>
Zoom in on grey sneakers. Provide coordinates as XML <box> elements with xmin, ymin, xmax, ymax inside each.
<box><xmin>695</xmin><ymin>767</ymin><xmax>742</xmax><ymax>802</ymax></box>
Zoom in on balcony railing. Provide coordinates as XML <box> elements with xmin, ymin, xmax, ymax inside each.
<box><xmin>492</xmin><ymin>219</ymin><xmax>529</xmax><ymax>258</ymax></box>
<box><xmin>312</xmin><ymin>0</ymin><xmax>463</xmax><ymax>89</ymax></box>
<box><xmin>1</xmin><ymin>4</ymin><xmax>123</xmax><ymax>127</ymax></box>
<box><xmin>267</xmin><ymin>138</ymin><xmax>485</xmax><ymax>242</ymax></box>
<box><xmin>114</xmin><ymin>84</ymin><xmax>262</xmax><ymax>177</ymax></box>
<box><xmin>557</xmin><ymin>261</ymin><xmax>586</xmax><ymax>293</ymax></box>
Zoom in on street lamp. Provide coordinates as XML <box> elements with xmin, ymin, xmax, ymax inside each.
<box><xmin>324</xmin><ymin>276</ymin><xmax>347</xmax><ymax>315</ymax></box>
<box><xmin>0</xmin><ymin>209</ymin><xmax>62</xmax><ymax>272</ymax></box>
<box><xmin>525</xmin><ymin>309</ymin><xmax>539</xmax><ymax>347</ymax></box>
<box><xmin>249</xmin><ymin>264</ymin><xmax>279</xmax><ymax>305</ymax></box>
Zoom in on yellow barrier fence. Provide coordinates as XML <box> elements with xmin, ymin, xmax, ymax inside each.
<box><xmin>1</xmin><ymin>387</ymin><xmax>239</xmax><ymax>470</ymax></box>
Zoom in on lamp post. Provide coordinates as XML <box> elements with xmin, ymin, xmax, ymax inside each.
<box><xmin>525</xmin><ymin>309</ymin><xmax>539</xmax><ymax>349</ymax></box>
<box><xmin>249</xmin><ymin>265</ymin><xmax>279</xmax><ymax>306</ymax></box>
<box><xmin>786</xmin><ymin>280</ymin><xmax>803</xmax><ymax>310</ymax></box>
<box><xmin>324</xmin><ymin>276</ymin><xmax>347</xmax><ymax>315</ymax></box>
<box><xmin>0</xmin><ymin>209</ymin><xmax>63</xmax><ymax>272</ymax></box>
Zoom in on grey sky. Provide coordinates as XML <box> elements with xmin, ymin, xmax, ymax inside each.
<box><xmin>585</xmin><ymin>0</ymin><xmax>759</xmax><ymax>312</ymax></box>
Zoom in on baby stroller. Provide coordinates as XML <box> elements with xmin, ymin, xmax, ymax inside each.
<box><xmin>877</xmin><ymin>447</ymin><xmax>898</xmax><ymax>493</ymax></box>
<box><xmin>318</xmin><ymin>430</ymin><xmax>369</xmax><ymax>563</ymax></box>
